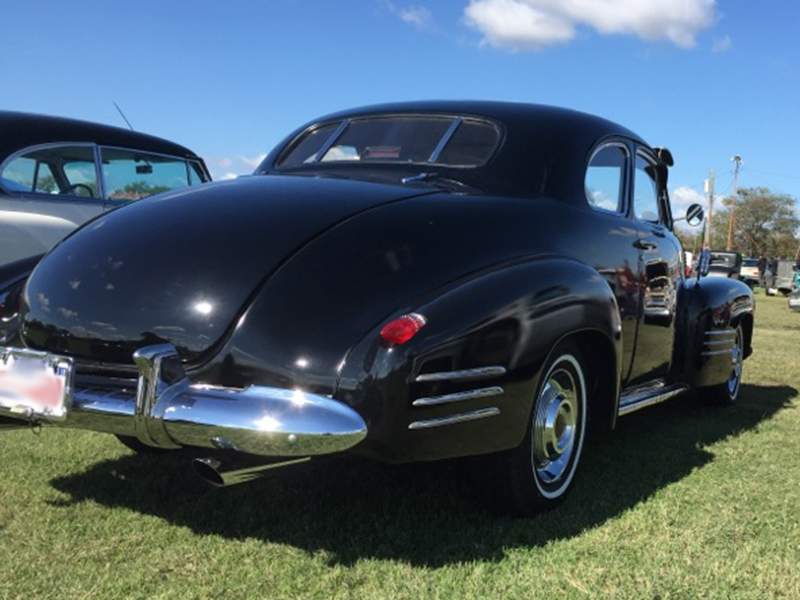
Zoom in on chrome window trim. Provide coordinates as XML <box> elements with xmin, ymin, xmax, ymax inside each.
<box><xmin>312</xmin><ymin>120</ymin><xmax>350</xmax><ymax>163</ymax></box>
<box><xmin>428</xmin><ymin>117</ymin><xmax>462</xmax><ymax>162</ymax></box>
<box><xmin>0</xmin><ymin>142</ymin><xmax>203</xmax><ymax>200</ymax></box>
<box><xmin>92</xmin><ymin>145</ymin><xmax>107</xmax><ymax>200</ymax></box>
<box><xmin>585</xmin><ymin>141</ymin><xmax>629</xmax><ymax>215</ymax></box>
<box><xmin>632</xmin><ymin>149</ymin><xmax>662</xmax><ymax>225</ymax></box>
<box><xmin>0</xmin><ymin>142</ymin><xmax>101</xmax><ymax>201</ymax></box>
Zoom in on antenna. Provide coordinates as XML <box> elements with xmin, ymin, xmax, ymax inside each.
<box><xmin>113</xmin><ymin>101</ymin><xmax>135</xmax><ymax>131</ymax></box>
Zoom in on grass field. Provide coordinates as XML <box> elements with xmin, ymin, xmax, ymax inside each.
<box><xmin>1</xmin><ymin>293</ymin><xmax>799</xmax><ymax>599</ymax></box>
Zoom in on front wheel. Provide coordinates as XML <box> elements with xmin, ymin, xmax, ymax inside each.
<box><xmin>473</xmin><ymin>340</ymin><xmax>589</xmax><ymax>516</ymax></box>
<box><xmin>701</xmin><ymin>325</ymin><xmax>744</xmax><ymax>406</ymax></box>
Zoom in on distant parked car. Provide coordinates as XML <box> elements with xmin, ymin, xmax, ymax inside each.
<box><xmin>706</xmin><ymin>251</ymin><xmax>742</xmax><ymax>280</ymax></box>
<box><xmin>740</xmin><ymin>257</ymin><xmax>759</xmax><ymax>288</ymax></box>
<box><xmin>775</xmin><ymin>260</ymin><xmax>796</xmax><ymax>296</ymax></box>
<box><xmin>788</xmin><ymin>269</ymin><xmax>800</xmax><ymax>312</ymax></box>
<box><xmin>0</xmin><ymin>111</ymin><xmax>211</xmax><ymax>265</ymax></box>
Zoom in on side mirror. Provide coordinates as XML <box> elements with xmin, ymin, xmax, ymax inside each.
<box><xmin>685</xmin><ymin>203</ymin><xmax>704</xmax><ymax>227</ymax></box>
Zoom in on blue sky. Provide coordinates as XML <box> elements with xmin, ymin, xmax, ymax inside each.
<box><xmin>3</xmin><ymin>0</ymin><xmax>799</xmax><ymax>219</ymax></box>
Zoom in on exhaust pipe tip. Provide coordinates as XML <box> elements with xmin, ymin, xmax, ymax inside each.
<box><xmin>193</xmin><ymin>455</ymin><xmax>311</xmax><ymax>487</ymax></box>
<box><xmin>193</xmin><ymin>457</ymin><xmax>227</xmax><ymax>487</ymax></box>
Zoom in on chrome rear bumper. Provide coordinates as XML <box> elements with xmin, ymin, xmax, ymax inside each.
<box><xmin>1</xmin><ymin>344</ymin><xmax>367</xmax><ymax>457</ymax></box>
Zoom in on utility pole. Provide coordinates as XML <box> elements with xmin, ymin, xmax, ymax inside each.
<box><xmin>704</xmin><ymin>169</ymin><xmax>715</xmax><ymax>248</ymax></box>
<box><xmin>727</xmin><ymin>155</ymin><xmax>743</xmax><ymax>251</ymax></box>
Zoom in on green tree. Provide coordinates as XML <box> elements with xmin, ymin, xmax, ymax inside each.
<box><xmin>123</xmin><ymin>181</ymin><xmax>172</xmax><ymax>196</ymax></box>
<box><xmin>709</xmin><ymin>187</ymin><xmax>799</xmax><ymax>258</ymax></box>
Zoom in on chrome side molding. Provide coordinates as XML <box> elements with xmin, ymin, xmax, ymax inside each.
<box><xmin>413</xmin><ymin>386</ymin><xmax>504</xmax><ymax>407</ymax></box>
<box><xmin>408</xmin><ymin>407</ymin><xmax>501</xmax><ymax>430</ymax></box>
<box><xmin>415</xmin><ymin>366</ymin><xmax>506</xmax><ymax>383</ymax></box>
<box><xmin>702</xmin><ymin>330</ymin><xmax>737</xmax><ymax>357</ymax></box>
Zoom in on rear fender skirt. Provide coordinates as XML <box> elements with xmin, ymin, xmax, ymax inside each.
<box><xmin>678</xmin><ymin>277</ymin><xmax>754</xmax><ymax>389</ymax></box>
<box><xmin>338</xmin><ymin>257</ymin><xmax>622</xmax><ymax>463</ymax></box>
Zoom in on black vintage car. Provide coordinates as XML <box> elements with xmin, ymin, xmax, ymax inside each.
<box><xmin>0</xmin><ymin>102</ymin><xmax>754</xmax><ymax>515</ymax></box>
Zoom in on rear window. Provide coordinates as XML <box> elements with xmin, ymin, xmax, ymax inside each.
<box><xmin>277</xmin><ymin>115</ymin><xmax>500</xmax><ymax>168</ymax></box>
<box><xmin>710</xmin><ymin>253</ymin><xmax>738</xmax><ymax>268</ymax></box>
<box><xmin>742</xmin><ymin>258</ymin><xmax>758</xmax><ymax>267</ymax></box>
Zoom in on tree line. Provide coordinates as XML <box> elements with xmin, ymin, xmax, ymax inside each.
<box><xmin>677</xmin><ymin>186</ymin><xmax>799</xmax><ymax>260</ymax></box>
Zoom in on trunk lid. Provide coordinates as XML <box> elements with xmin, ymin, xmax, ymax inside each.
<box><xmin>21</xmin><ymin>175</ymin><xmax>434</xmax><ymax>364</ymax></box>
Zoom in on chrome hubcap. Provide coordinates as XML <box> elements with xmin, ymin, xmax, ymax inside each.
<box><xmin>728</xmin><ymin>328</ymin><xmax>743</xmax><ymax>396</ymax></box>
<box><xmin>533</xmin><ymin>367</ymin><xmax>579</xmax><ymax>485</ymax></box>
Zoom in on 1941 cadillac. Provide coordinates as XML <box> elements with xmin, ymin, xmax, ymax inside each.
<box><xmin>0</xmin><ymin>102</ymin><xmax>754</xmax><ymax>516</ymax></box>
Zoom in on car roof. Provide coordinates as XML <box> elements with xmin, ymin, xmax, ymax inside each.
<box><xmin>0</xmin><ymin>110</ymin><xmax>202</xmax><ymax>160</ymax></box>
<box><xmin>261</xmin><ymin>100</ymin><xmax>650</xmax><ymax>200</ymax></box>
<box><xmin>316</xmin><ymin>100</ymin><xmax>644</xmax><ymax>140</ymax></box>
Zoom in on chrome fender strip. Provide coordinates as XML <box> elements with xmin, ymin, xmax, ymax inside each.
<box><xmin>413</xmin><ymin>386</ymin><xmax>504</xmax><ymax>407</ymax></box>
<box><xmin>408</xmin><ymin>407</ymin><xmax>501</xmax><ymax>430</ymax></box>
<box><xmin>415</xmin><ymin>366</ymin><xmax>506</xmax><ymax>383</ymax></box>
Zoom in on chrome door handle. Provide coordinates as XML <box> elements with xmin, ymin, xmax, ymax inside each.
<box><xmin>633</xmin><ymin>239</ymin><xmax>657</xmax><ymax>250</ymax></box>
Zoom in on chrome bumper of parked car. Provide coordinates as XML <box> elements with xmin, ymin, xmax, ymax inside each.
<box><xmin>0</xmin><ymin>344</ymin><xmax>368</xmax><ymax>457</ymax></box>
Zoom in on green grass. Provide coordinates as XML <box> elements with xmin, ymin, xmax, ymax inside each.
<box><xmin>2</xmin><ymin>295</ymin><xmax>799</xmax><ymax>599</ymax></box>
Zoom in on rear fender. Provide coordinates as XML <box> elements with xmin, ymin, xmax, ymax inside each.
<box><xmin>338</xmin><ymin>257</ymin><xmax>622</xmax><ymax>463</ymax></box>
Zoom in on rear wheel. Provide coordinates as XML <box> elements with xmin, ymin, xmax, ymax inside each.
<box><xmin>474</xmin><ymin>340</ymin><xmax>588</xmax><ymax>516</ymax></box>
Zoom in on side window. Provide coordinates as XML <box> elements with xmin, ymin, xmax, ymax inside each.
<box><xmin>101</xmin><ymin>148</ymin><xmax>195</xmax><ymax>202</ymax></box>
<box><xmin>0</xmin><ymin>145</ymin><xmax>99</xmax><ymax>198</ymax></box>
<box><xmin>634</xmin><ymin>153</ymin><xmax>660</xmax><ymax>223</ymax></box>
<box><xmin>585</xmin><ymin>144</ymin><xmax>627</xmax><ymax>212</ymax></box>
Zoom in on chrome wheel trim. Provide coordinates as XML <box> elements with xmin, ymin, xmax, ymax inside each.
<box><xmin>531</xmin><ymin>354</ymin><xmax>586</xmax><ymax>500</ymax></box>
<box><xmin>727</xmin><ymin>327</ymin><xmax>743</xmax><ymax>398</ymax></box>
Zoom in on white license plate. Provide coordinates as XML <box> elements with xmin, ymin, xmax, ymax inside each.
<box><xmin>0</xmin><ymin>348</ymin><xmax>73</xmax><ymax>421</ymax></box>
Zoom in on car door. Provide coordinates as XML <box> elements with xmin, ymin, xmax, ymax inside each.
<box><xmin>0</xmin><ymin>144</ymin><xmax>105</xmax><ymax>264</ymax></box>
<box><xmin>626</xmin><ymin>149</ymin><xmax>681</xmax><ymax>386</ymax></box>
<box><xmin>583</xmin><ymin>140</ymin><xmax>642</xmax><ymax>386</ymax></box>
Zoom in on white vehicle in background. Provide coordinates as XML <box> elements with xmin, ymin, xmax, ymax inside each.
<box><xmin>740</xmin><ymin>257</ymin><xmax>759</xmax><ymax>288</ymax></box>
<box><xmin>0</xmin><ymin>111</ymin><xmax>211</xmax><ymax>266</ymax></box>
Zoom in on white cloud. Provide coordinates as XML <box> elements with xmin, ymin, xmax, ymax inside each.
<box><xmin>464</xmin><ymin>0</ymin><xmax>717</xmax><ymax>51</ymax></box>
<box><xmin>219</xmin><ymin>173</ymin><xmax>238</xmax><ymax>180</ymax></box>
<box><xmin>383</xmin><ymin>1</ymin><xmax>434</xmax><ymax>30</ymax></box>
<box><xmin>712</xmin><ymin>34</ymin><xmax>732</xmax><ymax>53</ymax></box>
<box><xmin>671</xmin><ymin>186</ymin><xmax>707</xmax><ymax>211</ymax></box>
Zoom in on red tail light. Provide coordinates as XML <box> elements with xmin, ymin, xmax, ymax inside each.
<box><xmin>380</xmin><ymin>313</ymin><xmax>427</xmax><ymax>345</ymax></box>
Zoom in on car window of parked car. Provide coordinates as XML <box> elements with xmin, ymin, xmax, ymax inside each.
<box><xmin>101</xmin><ymin>147</ymin><xmax>200</xmax><ymax>202</ymax></box>
<box><xmin>277</xmin><ymin>116</ymin><xmax>501</xmax><ymax>168</ymax></box>
<box><xmin>633</xmin><ymin>153</ymin><xmax>660</xmax><ymax>223</ymax></box>
<box><xmin>585</xmin><ymin>143</ymin><xmax>628</xmax><ymax>213</ymax></box>
<box><xmin>1</xmin><ymin>145</ymin><xmax>99</xmax><ymax>198</ymax></box>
